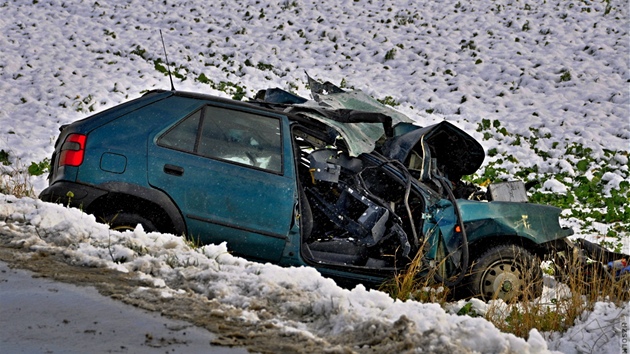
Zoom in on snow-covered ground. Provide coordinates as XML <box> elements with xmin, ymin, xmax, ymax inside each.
<box><xmin>0</xmin><ymin>193</ymin><xmax>617</xmax><ymax>354</ymax></box>
<box><xmin>0</xmin><ymin>0</ymin><xmax>628</xmax><ymax>353</ymax></box>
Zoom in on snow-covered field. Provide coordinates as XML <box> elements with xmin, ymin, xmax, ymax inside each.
<box><xmin>0</xmin><ymin>0</ymin><xmax>628</xmax><ymax>353</ymax></box>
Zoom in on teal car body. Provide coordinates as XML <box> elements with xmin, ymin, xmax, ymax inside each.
<box><xmin>40</xmin><ymin>78</ymin><xmax>574</xmax><ymax>298</ymax></box>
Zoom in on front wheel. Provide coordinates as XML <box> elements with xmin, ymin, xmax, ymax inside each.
<box><xmin>467</xmin><ymin>244</ymin><xmax>542</xmax><ymax>302</ymax></box>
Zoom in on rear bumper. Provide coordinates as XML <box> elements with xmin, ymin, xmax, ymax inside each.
<box><xmin>39</xmin><ymin>181</ymin><xmax>107</xmax><ymax>210</ymax></box>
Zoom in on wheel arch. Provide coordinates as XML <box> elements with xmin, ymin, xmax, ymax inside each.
<box><xmin>85</xmin><ymin>182</ymin><xmax>186</xmax><ymax>235</ymax></box>
<box><xmin>467</xmin><ymin>234</ymin><xmax>546</xmax><ymax>262</ymax></box>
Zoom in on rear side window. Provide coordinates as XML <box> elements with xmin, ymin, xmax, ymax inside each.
<box><xmin>158</xmin><ymin>110</ymin><xmax>201</xmax><ymax>152</ymax></box>
<box><xmin>158</xmin><ymin>105</ymin><xmax>283</xmax><ymax>173</ymax></box>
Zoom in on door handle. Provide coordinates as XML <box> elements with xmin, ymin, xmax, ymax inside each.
<box><xmin>164</xmin><ymin>164</ymin><xmax>184</xmax><ymax>176</ymax></box>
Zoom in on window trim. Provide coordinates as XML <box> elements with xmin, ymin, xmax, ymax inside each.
<box><xmin>156</xmin><ymin>103</ymin><xmax>285</xmax><ymax>175</ymax></box>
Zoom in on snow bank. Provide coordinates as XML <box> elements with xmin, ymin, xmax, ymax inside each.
<box><xmin>0</xmin><ymin>194</ymin><xmax>557</xmax><ymax>353</ymax></box>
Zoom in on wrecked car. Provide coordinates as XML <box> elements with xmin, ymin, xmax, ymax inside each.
<box><xmin>41</xmin><ymin>76</ymin><xmax>591</xmax><ymax>301</ymax></box>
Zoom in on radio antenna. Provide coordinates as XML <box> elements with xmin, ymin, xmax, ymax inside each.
<box><xmin>159</xmin><ymin>29</ymin><xmax>175</xmax><ymax>91</ymax></box>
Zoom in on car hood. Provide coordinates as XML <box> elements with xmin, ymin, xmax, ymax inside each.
<box><xmin>457</xmin><ymin>199</ymin><xmax>575</xmax><ymax>244</ymax></box>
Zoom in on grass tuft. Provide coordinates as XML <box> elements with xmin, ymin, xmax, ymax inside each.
<box><xmin>486</xmin><ymin>248</ymin><xmax>628</xmax><ymax>338</ymax></box>
<box><xmin>0</xmin><ymin>153</ymin><xmax>35</xmax><ymax>197</ymax></box>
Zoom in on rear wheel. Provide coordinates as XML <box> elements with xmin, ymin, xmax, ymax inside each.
<box><xmin>104</xmin><ymin>213</ymin><xmax>158</xmax><ymax>233</ymax></box>
<box><xmin>468</xmin><ymin>244</ymin><xmax>542</xmax><ymax>301</ymax></box>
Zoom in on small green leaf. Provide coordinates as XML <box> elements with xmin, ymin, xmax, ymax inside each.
<box><xmin>576</xmin><ymin>159</ymin><xmax>589</xmax><ymax>172</ymax></box>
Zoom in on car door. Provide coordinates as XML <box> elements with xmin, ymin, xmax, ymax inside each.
<box><xmin>147</xmin><ymin>103</ymin><xmax>297</xmax><ymax>262</ymax></box>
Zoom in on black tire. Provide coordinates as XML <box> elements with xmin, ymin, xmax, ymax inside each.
<box><xmin>104</xmin><ymin>213</ymin><xmax>158</xmax><ymax>233</ymax></box>
<box><xmin>467</xmin><ymin>244</ymin><xmax>542</xmax><ymax>302</ymax></box>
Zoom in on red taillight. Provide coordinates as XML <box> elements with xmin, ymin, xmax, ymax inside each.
<box><xmin>58</xmin><ymin>134</ymin><xmax>87</xmax><ymax>167</ymax></box>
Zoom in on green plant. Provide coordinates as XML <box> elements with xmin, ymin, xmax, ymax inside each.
<box><xmin>130</xmin><ymin>45</ymin><xmax>147</xmax><ymax>58</ymax></box>
<box><xmin>256</xmin><ymin>62</ymin><xmax>274</xmax><ymax>71</ymax></box>
<box><xmin>457</xmin><ymin>302</ymin><xmax>479</xmax><ymax>317</ymax></box>
<box><xmin>65</xmin><ymin>191</ymin><xmax>75</xmax><ymax>207</ymax></box>
<box><xmin>28</xmin><ymin>158</ymin><xmax>50</xmax><ymax>176</ymax></box>
<box><xmin>522</xmin><ymin>21</ymin><xmax>530</xmax><ymax>31</ymax></box>
<box><xmin>196</xmin><ymin>73</ymin><xmax>211</xmax><ymax>84</ymax></box>
<box><xmin>0</xmin><ymin>150</ymin><xmax>10</xmax><ymax>166</ymax></box>
<box><xmin>153</xmin><ymin>59</ymin><xmax>168</xmax><ymax>74</ymax></box>
<box><xmin>384</xmin><ymin>48</ymin><xmax>397</xmax><ymax>61</ymax></box>
<box><xmin>72</xmin><ymin>94</ymin><xmax>95</xmax><ymax>113</ymax></box>
<box><xmin>195</xmin><ymin>74</ymin><xmax>247</xmax><ymax>100</ymax></box>
<box><xmin>377</xmin><ymin>95</ymin><xmax>400</xmax><ymax>107</ymax></box>
<box><xmin>184</xmin><ymin>234</ymin><xmax>203</xmax><ymax>250</ymax></box>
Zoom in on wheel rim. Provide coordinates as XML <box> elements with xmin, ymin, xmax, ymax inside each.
<box><xmin>111</xmin><ymin>225</ymin><xmax>136</xmax><ymax>232</ymax></box>
<box><xmin>480</xmin><ymin>259</ymin><xmax>524</xmax><ymax>301</ymax></box>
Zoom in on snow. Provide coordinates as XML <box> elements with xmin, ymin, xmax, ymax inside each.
<box><xmin>0</xmin><ymin>0</ymin><xmax>628</xmax><ymax>353</ymax></box>
<box><xmin>0</xmin><ymin>194</ymin><xmax>556</xmax><ymax>352</ymax></box>
<box><xmin>546</xmin><ymin>302</ymin><xmax>627</xmax><ymax>354</ymax></box>
<box><xmin>0</xmin><ymin>190</ymin><xmax>626</xmax><ymax>353</ymax></box>
<box><xmin>602</xmin><ymin>171</ymin><xmax>625</xmax><ymax>196</ymax></box>
<box><xmin>543</xmin><ymin>179</ymin><xmax>569</xmax><ymax>195</ymax></box>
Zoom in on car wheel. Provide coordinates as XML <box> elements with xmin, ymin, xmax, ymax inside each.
<box><xmin>104</xmin><ymin>213</ymin><xmax>158</xmax><ymax>233</ymax></box>
<box><xmin>468</xmin><ymin>244</ymin><xmax>542</xmax><ymax>301</ymax></box>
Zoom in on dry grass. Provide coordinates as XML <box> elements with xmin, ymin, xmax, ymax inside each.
<box><xmin>0</xmin><ymin>160</ymin><xmax>35</xmax><ymax>198</ymax></box>
<box><xmin>485</xmin><ymin>288</ymin><xmax>587</xmax><ymax>339</ymax></box>
<box><xmin>486</xmin><ymin>250</ymin><xmax>628</xmax><ymax>339</ymax></box>
<box><xmin>382</xmin><ymin>244</ymin><xmax>628</xmax><ymax>339</ymax></box>
<box><xmin>379</xmin><ymin>245</ymin><xmax>451</xmax><ymax>305</ymax></box>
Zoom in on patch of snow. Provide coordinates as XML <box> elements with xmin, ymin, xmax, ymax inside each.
<box><xmin>543</xmin><ymin>179</ymin><xmax>569</xmax><ymax>194</ymax></box>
